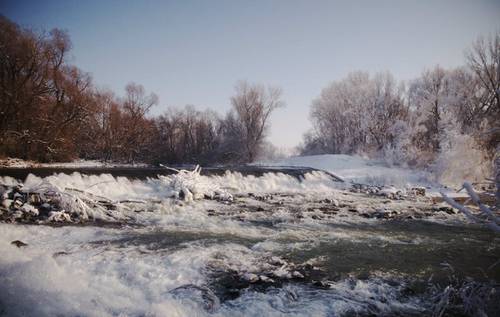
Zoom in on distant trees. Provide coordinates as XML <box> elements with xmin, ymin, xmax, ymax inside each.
<box><xmin>226</xmin><ymin>81</ymin><xmax>284</xmax><ymax>162</ymax></box>
<box><xmin>0</xmin><ymin>16</ymin><xmax>282</xmax><ymax>165</ymax></box>
<box><xmin>151</xmin><ymin>81</ymin><xmax>284</xmax><ymax>165</ymax></box>
<box><xmin>307</xmin><ymin>72</ymin><xmax>407</xmax><ymax>155</ymax></box>
<box><xmin>153</xmin><ymin>106</ymin><xmax>221</xmax><ymax>164</ymax></box>
<box><xmin>301</xmin><ymin>32</ymin><xmax>500</xmax><ymax>184</ymax></box>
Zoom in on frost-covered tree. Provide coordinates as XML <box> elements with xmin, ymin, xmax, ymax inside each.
<box><xmin>366</xmin><ymin>72</ymin><xmax>408</xmax><ymax>152</ymax></box>
<box><xmin>310</xmin><ymin>72</ymin><xmax>371</xmax><ymax>154</ymax></box>
<box><xmin>308</xmin><ymin>71</ymin><xmax>407</xmax><ymax>157</ymax></box>
<box><xmin>303</xmin><ymin>57</ymin><xmax>496</xmax><ymax>182</ymax></box>
<box><xmin>407</xmin><ymin>66</ymin><xmax>451</xmax><ymax>164</ymax></box>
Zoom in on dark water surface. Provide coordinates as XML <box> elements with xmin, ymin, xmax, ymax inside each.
<box><xmin>0</xmin><ymin>165</ymin><xmax>342</xmax><ymax>181</ymax></box>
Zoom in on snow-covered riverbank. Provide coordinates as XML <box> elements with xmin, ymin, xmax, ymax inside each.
<box><xmin>258</xmin><ymin>154</ymin><xmax>437</xmax><ymax>188</ymax></box>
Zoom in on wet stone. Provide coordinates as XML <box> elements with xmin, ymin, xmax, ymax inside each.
<box><xmin>438</xmin><ymin>206</ymin><xmax>456</xmax><ymax>214</ymax></box>
<box><xmin>53</xmin><ymin>251</ymin><xmax>70</xmax><ymax>257</ymax></box>
<box><xmin>2</xmin><ymin>199</ymin><xmax>13</xmax><ymax>209</ymax></box>
<box><xmin>13</xmin><ymin>199</ymin><xmax>23</xmax><ymax>209</ymax></box>
<box><xmin>27</xmin><ymin>193</ymin><xmax>42</xmax><ymax>206</ymax></box>
<box><xmin>170</xmin><ymin>284</ymin><xmax>220</xmax><ymax>313</ymax></box>
<box><xmin>411</xmin><ymin>187</ymin><xmax>426</xmax><ymax>196</ymax></box>
<box><xmin>311</xmin><ymin>280</ymin><xmax>331</xmax><ymax>289</ymax></box>
<box><xmin>11</xmin><ymin>240</ymin><xmax>28</xmax><ymax>248</ymax></box>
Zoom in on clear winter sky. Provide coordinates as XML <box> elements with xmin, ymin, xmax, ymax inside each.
<box><xmin>1</xmin><ymin>0</ymin><xmax>499</xmax><ymax>149</ymax></box>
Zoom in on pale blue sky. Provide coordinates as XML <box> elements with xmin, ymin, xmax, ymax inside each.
<box><xmin>1</xmin><ymin>0</ymin><xmax>499</xmax><ymax>148</ymax></box>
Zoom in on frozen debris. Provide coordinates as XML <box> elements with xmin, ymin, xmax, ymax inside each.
<box><xmin>441</xmin><ymin>182</ymin><xmax>500</xmax><ymax>233</ymax></box>
<box><xmin>259</xmin><ymin>275</ymin><xmax>275</xmax><ymax>283</ymax></box>
<box><xmin>48</xmin><ymin>211</ymin><xmax>72</xmax><ymax>222</ymax></box>
<box><xmin>20</xmin><ymin>203</ymin><xmax>38</xmax><ymax>216</ymax></box>
<box><xmin>378</xmin><ymin>186</ymin><xmax>406</xmax><ymax>200</ymax></box>
<box><xmin>272</xmin><ymin>265</ymin><xmax>292</xmax><ymax>279</ymax></box>
<box><xmin>350</xmin><ymin>183</ymin><xmax>420</xmax><ymax>200</ymax></box>
<box><xmin>0</xmin><ymin>166</ymin><xmax>235</xmax><ymax>224</ymax></box>
<box><xmin>159</xmin><ymin>165</ymin><xmax>233</xmax><ymax>202</ymax></box>
<box><xmin>0</xmin><ymin>179</ymin><xmax>130</xmax><ymax>223</ymax></box>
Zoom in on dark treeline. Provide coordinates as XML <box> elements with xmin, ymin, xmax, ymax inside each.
<box><xmin>0</xmin><ymin>17</ymin><xmax>283</xmax><ymax>164</ymax></box>
<box><xmin>300</xmin><ymin>33</ymin><xmax>499</xmax><ymax>182</ymax></box>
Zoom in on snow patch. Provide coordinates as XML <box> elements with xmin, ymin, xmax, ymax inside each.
<box><xmin>261</xmin><ymin>154</ymin><xmax>436</xmax><ymax>189</ymax></box>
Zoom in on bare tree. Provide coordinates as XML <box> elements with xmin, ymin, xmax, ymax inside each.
<box><xmin>466</xmin><ymin>33</ymin><xmax>500</xmax><ymax>116</ymax></box>
<box><xmin>466</xmin><ymin>32</ymin><xmax>500</xmax><ymax>154</ymax></box>
<box><xmin>229</xmin><ymin>81</ymin><xmax>284</xmax><ymax>162</ymax></box>
<box><xmin>153</xmin><ymin>106</ymin><xmax>221</xmax><ymax>164</ymax></box>
<box><xmin>120</xmin><ymin>83</ymin><xmax>158</xmax><ymax>163</ymax></box>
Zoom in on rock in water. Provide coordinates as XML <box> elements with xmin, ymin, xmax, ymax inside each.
<box><xmin>2</xmin><ymin>199</ymin><xmax>13</xmax><ymax>209</ymax></box>
<box><xmin>242</xmin><ymin>273</ymin><xmax>259</xmax><ymax>283</ymax></box>
<box><xmin>21</xmin><ymin>203</ymin><xmax>39</xmax><ymax>216</ymax></box>
<box><xmin>11</xmin><ymin>240</ymin><xmax>28</xmax><ymax>248</ymax></box>
<box><xmin>411</xmin><ymin>187</ymin><xmax>426</xmax><ymax>196</ymax></box>
<box><xmin>170</xmin><ymin>284</ymin><xmax>220</xmax><ymax>313</ymax></box>
<box><xmin>28</xmin><ymin>192</ymin><xmax>42</xmax><ymax>205</ymax></box>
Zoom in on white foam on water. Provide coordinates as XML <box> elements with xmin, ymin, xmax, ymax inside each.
<box><xmin>0</xmin><ymin>224</ymin><xmax>222</xmax><ymax>316</ymax></box>
<box><xmin>0</xmin><ymin>222</ymin><xmax>433</xmax><ymax>317</ymax></box>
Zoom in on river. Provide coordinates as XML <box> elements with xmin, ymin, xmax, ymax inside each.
<box><xmin>0</xmin><ymin>169</ymin><xmax>498</xmax><ymax>316</ymax></box>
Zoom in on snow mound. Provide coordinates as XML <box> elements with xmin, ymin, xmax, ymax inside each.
<box><xmin>261</xmin><ymin>154</ymin><xmax>434</xmax><ymax>188</ymax></box>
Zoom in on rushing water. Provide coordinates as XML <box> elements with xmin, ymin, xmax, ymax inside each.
<box><xmin>0</xmin><ymin>171</ymin><xmax>499</xmax><ymax>316</ymax></box>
